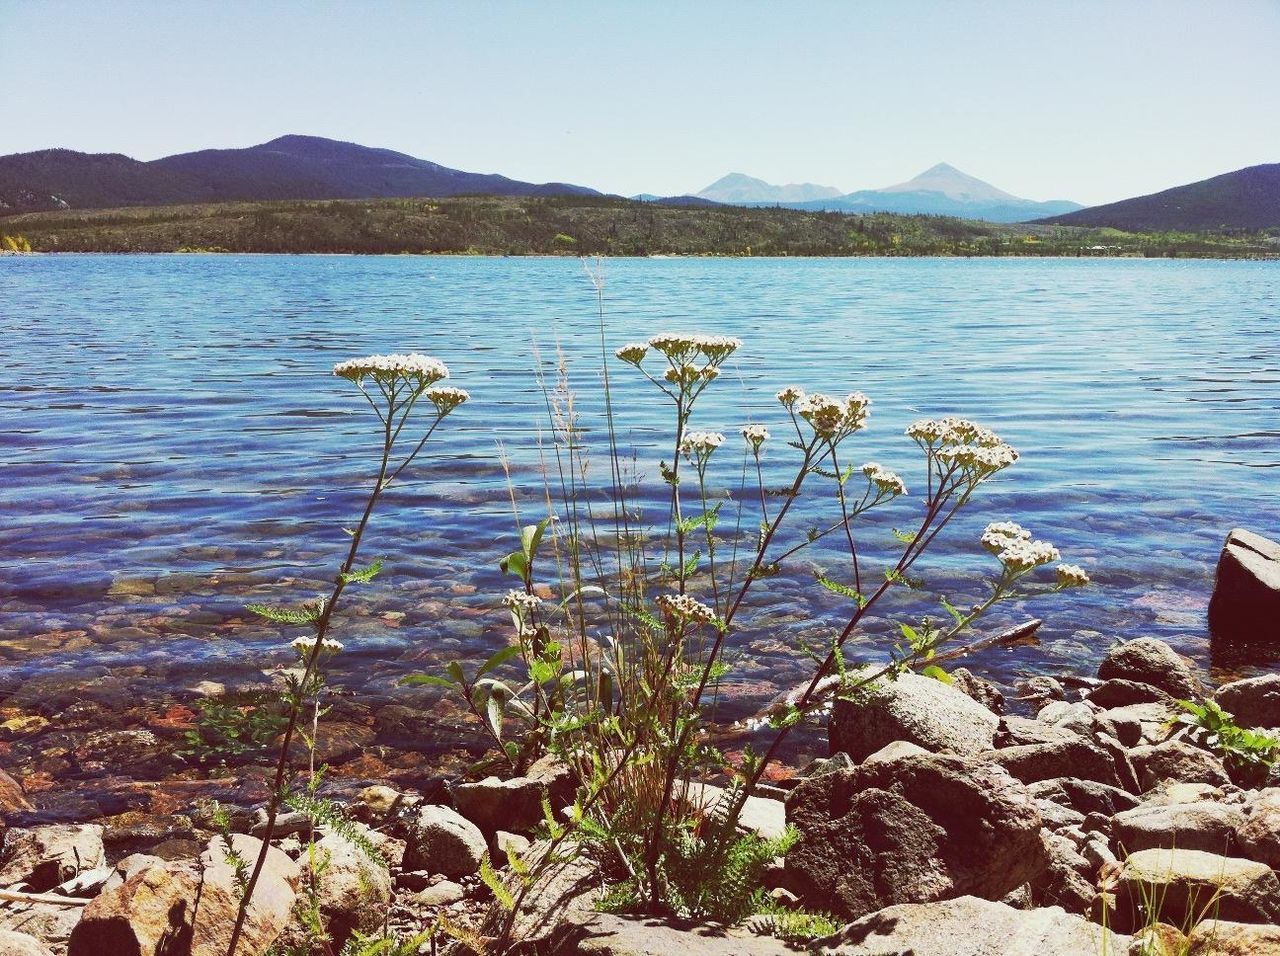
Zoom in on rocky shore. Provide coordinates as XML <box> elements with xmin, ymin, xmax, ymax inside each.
<box><xmin>3</xmin><ymin>527</ymin><xmax>1280</xmax><ymax>954</ymax></box>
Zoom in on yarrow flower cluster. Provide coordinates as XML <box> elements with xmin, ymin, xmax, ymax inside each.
<box><xmin>646</xmin><ymin>333</ymin><xmax>742</xmax><ymax>363</ymax></box>
<box><xmin>290</xmin><ymin>635</ymin><xmax>343</xmax><ymax>655</ymax></box>
<box><xmin>679</xmin><ymin>431</ymin><xmax>725</xmax><ymax>460</ymax></box>
<box><xmin>502</xmin><ymin>589</ymin><xmax>542</xmax><ymax>613</ymax></box>
<box><xmin>741</xmin><ymin>423</ymin><xmax>770</xmax><ymax>452</ymax></box>
<box><xmin>425</xmin><ymin>386</ymin><xmax>469</xmax><ymax>415</ymax></box>
<box><xmin>796</xmin><ymin>392</ymin><xmax>871</xmax><ymax>440</ymax></box>
<box><xmin>615</xmin><ymin>343</ymin><xmax>649</xmax><ymax>365</ymax></box>
<box><xmin>655</xmin><ymin>592</ymin><xmax>716</xmax><ymax>625</ymax></box>
<box><xmin>1056</xmin><ymin>564</ymin><xmax>1090</xmax><ymax>588</ymax></box>
<box><xmin>981</xmin><ymin>521</ymin><xmax>1060</xmax><ymax>572</ymax></box>
<box><xmin>333</xmin><ymin>354</ymin><xmax>449</xmax><ymax>389</ymax></box>
<box><xmin>862</xmin><ymin>462</ymin><xmax>907</xmax><ymax>496</ymax></box>
<box><xmin>776</xmin><ymin>386</ymin><xmax>805</xmax><ymax>408</ymax></box>
<box><xmin>907</xmin><ymin>417</ymin><xmax>1018</xmax><ymax>478</ymax></box>
<box><xmin>665</xmin><ymin>364</ymin><xmax>720</xmax><ymax>387</ymax></box>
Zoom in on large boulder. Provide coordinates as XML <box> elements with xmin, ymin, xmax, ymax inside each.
<box><xmin>828</xmin><ymin>670</ymin><xmax>998</xmax><ymax>762</ymax></box>
<box><xmin>1209</xmin><ymin>528</ymin><xmax>1280</xmax><ymax>644</ymax></box>
<box><xmin>68</xmin><ymin>834</ymin><xmax>300</xmax><ymax>956</ymax></box>
<box><xmin>784</xmin><ymin>752</ymin><xmax>1044</xmax><ymax>920</ymax></box>
<box><xmin>1216</xmin><ymin>674</ymin><xmax>1280</xmax><ymax>729</ymax></box>
<box><xmin>814</xmin><ymin>896</ymin><xmax>1130</xmax><ymax>955</ymax></box>
<box><xmin>1025</xmin><ymin>777</ymin><xmax>1140</xmax><ymax>818</ymax></box>
<box><xmin>308</xmin><ymin>828</ymin><xmax>391</xmax><ymax>948</ymax></box>
<box><xmin>1098</xmin><ymin>638</ymin><xmax>1202</xmax><ymax>700</ymax></box>
<box><xmin>0</xmin><ymin>930</ymin><xmax>53</xmax><ymax>956</ymax></box>
<box><xmin>403</xmin><ymin>804</ymin><xmax>487</xmax><ymax>878</ymax></box>
<box><xmin>1187</xmin><ymin>918</ymin><xmax>1280</xmax><ymax>954</ymax></box>
<box><xmin>981</xmin><ymin>738</ymin><xmax>1128</xmax><ymax>791</ymax></box>
<box><xmin>1114</xmin><ymin>848</ymin><xmax>1280</xmax><ymax>930</ymax></box>
<box><xmin>1236</xmin><ymin>789</ymin><xmax>1280</xmax><ymax>869</ymax></box>
<box><xmin>1129</xmin><ymin>740</ymin><xmax>1231</xmax><ymax>792</ymax></box>
<box><xmin>571</xmin><ymin>913</ymin><xmax>797</xmax><ymax>955</ymax></box>
<box><xmin>1112</xmin><ymin>801</ymin><xmax>1245</xmax><ymax>855</ymax></box>
<box><xmin>0</xmin><ymin>825</ymin><xmax>105</xmax><ymax>892</ymax></box>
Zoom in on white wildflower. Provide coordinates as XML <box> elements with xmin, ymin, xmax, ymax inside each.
<box><xmin>1056</xmin><ymin>564</ymin><xmax>1091</xmax><ymax>588</ymax></box>
<box><xmin>655</xmin><ymin>592</ymin><xmax>716</xmax><ymax>625</ymax></box>
<box><xmin>615</xmin><ymin>343</ymin><xmax>649</xmax><ymax>365</ymax></box>
<box><xmin>741</xmin><ymin>423</ymin><xmax>770</xmax><ymax>451</ymax></box>
<box><xmin>776</xmin><ymin>386</ymin><xmax>805</xmax><ymax>409</ymax></box>
<box><xmin>502</xmin><ymin>589</ymin><xmax>541</xmax><ymax>612</ymax></box>
<box><xmin>680</xmin><ymin>431</ymin><xmax>726</xmax><ymax>462</ymax></box>
<box><xmin>864</xmin><ymin>464</ymin><xmax>907</xmax><ymax>496</ymax></box>
<box><xmin>290</xmin><ymin>635</ymin><xmax>343</xmax><ymax>655</ymax></box>
<box><xmin>981</xmin><ymin>521</ymin><xmax>1032</xmax><ymax>554</ymax></box>
<box><xmin>333</xmin><ymin>353</ymin><xmax>449</xmax><ymax>388</ymax></box>
<box><xmin>997</xmin><ymin>539</ymin><xmax>1061</xmax><ymax>572</ymax></box>
<box><xmin>425</xmin><ymin>386</ymin><xmax>469</xmax><ymax>415</ymax></box>
<box><xmin>664</xmin><ymin>363</ymin><xmax>719</xmax><ymax>387</ymax></box>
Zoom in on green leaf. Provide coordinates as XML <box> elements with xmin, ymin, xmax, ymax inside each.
<box><xmin>484</xmin><ymin>695</ymin><xmax>504</xmax><ymax>742</ymax></box>
<box><xmin>814</xmin><ymin>572</ymin><xmax>865</xmax><ymax>606</ymax></box>
<box><xmin>480</xmin><ymin>856</ymin><xmax>514</xmax><ymax>911</ymax></box>
<box><xmin>500</xmin><ymin>550</ymin><xmax>528</xmax><ymax>580</ymax></box>
<box><xmin>522</xmin><ymin>518</ymin><xmax>550</xmax><ymax>560</ymax></box>
<box><xmin>400</xmin><ymin>673</ymin><xmax>454</xmax><ymax>688</ymax></box>
<box><xmin>477</xmin><ymin>644</ymin><xmax>522</xmax><ymax>678</ymax></box>
<box><xmin>246</xmin><ymin>603</ymin><xmax>317</xmax><ymax>625</ymax></box>
<box><xmin>446</xmin><ymin>661</ymin><xmax>466</xmax><ymax>685</ymax></box>
<box><xmin>339</xmin><ymin>558</ymin><xmax>384</xmax><ymax>585</ymax></box>
<box><xmin>921</xmin><ymin>664</ymin><xmax>953</xmax><ymax>684</ymax></box>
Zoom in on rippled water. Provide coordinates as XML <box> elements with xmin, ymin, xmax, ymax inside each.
<box><xmin>2</xmin><ymin>254</ymin><xmax>1278</xmax><ymax>735</ymax></box>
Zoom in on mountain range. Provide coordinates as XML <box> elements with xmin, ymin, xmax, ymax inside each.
<box><xmin>695</xmin><ymin>163</ymin><xmax>1083</xmax><ymax>223</ymax></box>
<box><xmin>1034</xmin><ymin>163</ymin><xmax>1280</xmax><ymax>232</ymax></box>
<box><xmin>0</xmin><ymin>135</ymin><xmax>600</xmax><ymax>214</ymax></box>
<box><xmin>0</xmin><ymin>135</ymin><xmax>1276</xmax><ymax>231</ymax></box>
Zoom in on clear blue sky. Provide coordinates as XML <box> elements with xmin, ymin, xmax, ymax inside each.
<box><xmin>2</xmin><ymin>1</ymin><xmax>1277</xmax><ymax>205</ymax></box>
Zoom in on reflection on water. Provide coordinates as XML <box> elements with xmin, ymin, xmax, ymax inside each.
<box><xmin>1</xmin><ymin>254</ymin><xmax>1278</xmax><ymax>771</ymax></box>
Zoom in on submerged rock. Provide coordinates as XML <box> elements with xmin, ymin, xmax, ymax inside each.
<box><xmin>1209</xmin><ymin>528</ymin><xmax>1280</xmax><ymax>645</ymax></box>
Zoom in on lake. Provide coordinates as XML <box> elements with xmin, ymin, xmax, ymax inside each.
<box><xmin>2</xmin><ymin>254</ymin><xmax>1278</xmax><ymax>777</ymax></box>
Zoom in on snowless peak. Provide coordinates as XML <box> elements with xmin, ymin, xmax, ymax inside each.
<box><xmin>879</xmin><ymin>163</ymin><xmax>1020</xmax><ymax>203</ymax></box>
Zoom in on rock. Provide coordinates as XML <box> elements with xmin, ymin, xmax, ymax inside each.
<box><xmin>994</xmin><ymin>715</ymin><xmax>1081</xmax><ymax>748</ymax></box>
<box><xmin>495</xmin><ymin>830</ymin><xmax>531</xmax><ymax>860</ymax></box>
<box><xmin>828</xmin><ymin>670</ymin><xmax>999</xmax><ymax>762</ymax></box>
<box><xmin>451</xmin><ymin>775</ymin><xmax>546</xmax><ymax>835</ymax></box>
<box><xmin>478</xmin><ymin>840</ymin><xmax>602</xmax><ymax>947</ymax></box>
<box><xmin>0</xmin><ymin>929</ymin><xmax>54</xmax><ymax>956</ymax></box>
<box><xmin>69</xmin><ymin>835</ymin><xmax>299</xmax><ymax>956</ymax></box>
<box><xmin>0</xmin><ymin>769</ymin><xmax>33</xmax><ymax>813</ymax></box>
<box><xmin>1113</xmin><ymin>801</ymin><xmax>1245</xmax><ymax>855</ymax></box>
<box><xmin>1236</xmin><ymin>789</ymin><xmax>1280</xmax><ymax>869</ymax></box>
<box><xmin>305</xmin><ymin>828</ymin><xmax>391</xmax><ymax>948</ymax></box>
<box><xmin>249</xmin><ymin>808</ymin><xmax>310</xmax><ymax>838</ymax></box>
<box><xmin>982</xmin><ymin>738</ymin><xmax>1128</xmax><ymax>791</ymax></box>
<box><xmin>1026</xmin><ymin>777</ymin><xmax>1140</xmax><ymax>817</ymax></box>
<box><xmin>1208</xmin><ymin>528</ymin><xmax>1280</xmax><ymax>644</ymax></box>
<box><xmin>1018</xmin><ymin>676</ymin><xmax>1067</xmax><ymax>712</ymax></box>
<box><xmin>100</xmin><ymin>811</ymin><xmax>194</xmax><ymax>856</ymax></box>
<box><xmin>815</xmin><ymin>895</ymin><xmax>1131</xmax><ymax>955</ymax></box>
<box><xmin>1115</xmin><ymin>848</ymin><xmax>1280</xmax><ymax>930</ymax></box>
<box><xmin>1034</xmin><ymin>798</ymin><xmax>1086</xmax><ymax>833</ymax></box>
<box><xmin>1216</xmin><ymin>674</ymin><xmax>1280</xmax><ymax>729</ymax></box>
<box><xmin>413</xmin><ymin>880</ymin><xmax>466</xmax><ymax>906</ymax></box>
<box><xmin>1099</xmin><ymin>638</ymin><xmax>1203</xmax><ymax>700</ymax></box>
<box><xmin>571</xmin><ymin>913</ymin><xmax>797</xmax><ymax>955</ymax></box>
<box><xmin>1129</xmin><ymin>923</ymin><xmax>1188</xmax><ymax>955</ymax></box>
<box><xmin>799</xmin><ymin>752</ymin><xmax>856</xmax><ymax>778</ymax></box>
<box><xmin>1147</xmin><ymin>781</ymin><xmax>1231</xmax><ymax>806</ymax></box>
<box><xmin>860</xmin><ymin>740</ymin><xmax>929</xmax><ymax>766</ymax></box>
<box><xmin>0</xmin><ymin>824</ymin><xmax>105</xmax><ymax>891</ymax></box>
<box><xmin>1103</xmin><ymin>702</ymin><xmax>1178</xmax><ymax>746</ymax></box>
<box><xmin>1089</xmin><ymin>678</ymin><xmax>1174</xmax><ymax>709</ymax></box>
<box><xmin>0</xmin><ymin>901</ymin><xmax>82</xmax><ymax>953</ymax></box>
<box><xmin>681</xmin><ymin>782</ymin><xmax>786</xmax><ymax>841</ymax></box>
<box><xmin>784</xmin><ymin>752</ymin><xmax>1044</xmax><ymax>920</ymax></box>
<box><xmin>354</xmin><ymin>784</ymin><xmax>405</xmax><ymax>819</ymax></box>
<box><xmin>950</xmin><ymin>668</ymin><xmax>1006</xmax><ymax>714</ymax></box>
<box><xmin>1130</xmin><ymin>740</ymin><xmax>1231</xmax><ymax>792</ymax></box>
<box><xmin>1029</xmin><ymin>831</ymin><xmax>1096</xmax><ymax>912</ymax></box>
<box><xmin>403</xmin><ymin>804</ymin><xmax>487</xmax><ymax>878</ymax></box>
<box><xmin>1037</xmin><ymin>700</ymin><xmax>1102</xmax><ymax>739</ymax></box>
<box><xmin>1187</xmin><ymin>918</ymin><xmax>1280</xmax><ymax>954</ymax></box>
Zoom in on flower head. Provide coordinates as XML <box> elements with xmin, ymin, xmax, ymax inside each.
<box><xmin>615</xmin><ymin>343</ymin><xmax>649</xmax><ymax>365</ymax></box>
<box><xmin>741</xmin><ymin>424</ymin><xmax>770</xmax><ymax>452</ymax></box>
<box><xmin>502</xmin><ymin>589</ymin><xmax>541</xmax><ymax>612</ymax></box>
<box><xmin>910</xmin><ymin>417</ymin><xmax>1018</xmax><ymax>481</ymax></box>
<box><xmin>1056</xmin><ymin>564</ymin><xmax>1090</xmax><ymax>588</ymax></box>
<box><xmin>425</xmin><ymin>386</ymin><xmax>469</xmax><ymax>416</ymax></box>
<box><xmin>290</xmin><ymin>635</ymin><xmax>343</xmax><ymax>656</ymax></box>
<box><xmin>680</xmin><ymin>430</ymin><xmax>725</xmax><ymax>464</ymax></box>
<box><xmin>863</xmin><ymin>463</ymin><xmax>907</xmax><ymax>496</ymax></box>
<box><xmin>776</xmin><ymin>386</ymin><xmax>805</xmax><ymax>409</ymax></box>
<box><xmin>334</xmin><ymin>354</ymin><xmax>449</xmax><ymax>390</ymax></box>
<box><xmin>981</xmin><ymin>521</ymin><xmax>1032</xmax><ymax>554</ymax></box>
<box><xmin>797</xmin><ymin>391</ymin><xmax>870</xmax><ymax>441</ymax></box>
<box><xmin>655</xmin><ymin>592</ymin><xmax>716</xmax><ymax>625</ymax></box>
<box><xmin>648</xmin><ymin>333</ymin><xmax>742</xmax><ymax>364</ymax></box>
<box><xmin>664</xmin><ymin>364</ymin><xmax>720</xmax><ymax>387</ymax></box>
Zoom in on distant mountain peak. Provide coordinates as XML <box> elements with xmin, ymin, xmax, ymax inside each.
<box><xmin>696</xmin><ymin>172</ymin><xmax>843</xmax><ymax>204</ymax></box>
<box><xmin>879</xmin><ymin>163</ymin><xmax>1019</xmax><ymax>203</ymax></box>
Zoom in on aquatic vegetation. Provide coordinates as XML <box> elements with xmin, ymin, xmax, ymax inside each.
<box><xmin>226</xmin><ymin>353</ymin><xmax>467</xmax><ymax>956</ymax></box>
<box><xmin>420</xmin><ymin>276</ymin><xmax>1091</xmax><ymax>941</ymax></box>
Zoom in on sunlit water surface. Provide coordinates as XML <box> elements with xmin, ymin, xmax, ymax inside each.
<box><xmin>2</xmin><ymin>254</ymin><xmax>1278</xmax><ymax>771</ymax></box>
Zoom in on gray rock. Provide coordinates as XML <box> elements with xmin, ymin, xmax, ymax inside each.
<box><xmin>1019</xmin><ymin>676</ymin><xmax>1067</xmax><ymax>712</ymax></box>
<box><xmin>828</xmin><ymin>669</ymin><xmax>998</xmax><ymax>762</ymax></box>
<box><xmin>1036</xmin><ymin>700</ymin><xmax>1099</xmax><ymax>738</ymax></box>
<box><xmin>1089</xmin><ymin>678</ymin><xmax>1174</xmax><ymax>709</ymax></box>
<box><xmin>0</xmin><ymin>824</ymin><xmax>105</xmax><ymax>892</ymax></box>
<box><xmin>1115</xmin><ymin>848</ymin><xmax>1280</xmax><ymax>930</ymax></box>
<box><xmin>1208</xmin><ymin>528</ymin><xmax>1280</xmax><ymax>644</ymax></box>
<box><xmin>1101</xmin><ymin>702</ymin><xmax>1178</xmax><ymax>746</ymax></box>
<box><xmin>571</xmin><ymin>913</ymin><xmax>798</xmax><ymax>955</ymax></box>
<box><xmin>0</xmin><ymin>901</ymin><xmax>82</xmax><ymax>954</ymax></box>
<box><xmin>1113</xmin><ymin>801</ymin><xmax>1245</xmax><ymax>855</ymax></box>
<box><xmin>404</xmin><ymin>804</ymin><xmax>487</xmax><ymax>878</ymax></box>
<box><xmin>1216</xmin><ymin>674</ymin><xmax>1280</xmax><ymax>729</ymax></box>
<box><xmin>1186</xmin><ymin>918</ymin><xmax>1280</xmax><ymax>954</ymax></box>
<box><xmin>682</xmin><ymin>782</ymin><xmax>785</xmax><ymax>841</ymax></box>
<box><xmin>1029</xmin><ymin>830</ymin><xmax>1095</xmax><ymax>911</ymax></box>
<box><xmin>1099</xmin><ymin>638</ymin><xmax>1202</xmax><ymax>700</ymax></box>
<box><xmin>950</xmin><ymin>668</ymin><xmax>1006</xmax><ymax>715</ymax></box>
<box><xmin>413</xmin><ymin>880</ymin><xmax>466</xmax><ymax>906</ymax></box>
<box><xmin>981</xmin><ymin>737</ymin><xmax>1127</xmax><ymax>791</ymax></box>
<box><xmin>799</xmin><ymin>752</ymin><xmax>856</xmax><ymax>778</ymax></box>
<box><xmin>1130</xmin><ymin>740</ymin><xmax>1231</xmax><ymax>792</ymax></box>
<box><xmin>1236</xmin><ymin>788</ymin><xmax>1280</xmax><ymax>869</ymax></box>
<box><xmin>785</xmin><ymin>752</ymin><xmax>1044</xmax><ymax>920</ymax></box>
<box><xmin>0</xmin><ymin>930</ymin><xmax>54</xmax><ymax>956</ymax></box>
<box><xmin>479</xmin><ymin>840</ymin><xmax>603</xmax><ymax>947</ymax></box>
<box><xmin>815</xmin><ymin>895</ymin><xmax>1130</xmax><ymax>955</ymax></box>
<box><xmin>860</xmin><ymin>740</ymin><xmax>929</xmax><ymax>766</ymax></box>
<box><xmin>1026</xmin><ymin>777</ymin><xmax>1140</xmax><ymax>818</ymax></box>
<box><xmin>451</xmin><ymin>775</ymin><xmax>546</xmax><ymax>834</ymax></box>
<box><xmin>309</xmin><ymin>827</ymin><xmax>391</xmax><ymax>948</ymax></box>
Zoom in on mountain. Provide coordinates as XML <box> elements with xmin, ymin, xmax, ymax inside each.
<box><xmin>1035</xmin><ymin>163</ymin><xmax>1280</xmax><ymax>231</ymax></box>
<box><xmin>0</xmin><ymin>135</ymin><xmax>601</xmax><ymax>214</ymax></box>
<box><xmin>797</xmin><ymin>163</ymin><xmax>1083</xmax><ymax>222</ymax></box>
<box><xmin>696</xmin><ymin>172</ymin><xmax>843</xmax><ymax>204</ymax></box>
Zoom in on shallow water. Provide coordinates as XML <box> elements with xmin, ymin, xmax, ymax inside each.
<box><xmin>1</xmin><ymin>254</ymin><xmax>1278</xmax><ymax>764</ymax></box>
